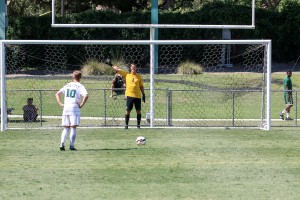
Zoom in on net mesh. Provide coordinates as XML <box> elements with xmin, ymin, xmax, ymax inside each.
<box><xmin>3</xmin><ymin>42</ymin><xmax>270</xmax><ymax>128</ymax></box>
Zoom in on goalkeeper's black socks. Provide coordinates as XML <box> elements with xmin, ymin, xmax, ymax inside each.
<box><xmin>137</xmin><ymin>114</ymin><xmax>141</xmax><ymax>128</ymax></box>
<box><xmin>137</xmin><ymin>114</ymin><xmax>141</xmax><ymax>125</ymax></box>
<box><xmin>125</xmin><ymin>114</ymin><xmax>130</xmax><ymax>126</ymax></box>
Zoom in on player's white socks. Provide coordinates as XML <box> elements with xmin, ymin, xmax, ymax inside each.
<box><xmin>61</xmin><ymin>128</ymin><xmax>69</xmax><ymax>147</ymax></box>
<box><xmin>286</xmin><ymin>112</ymin><xmax>290</xmax><ymax>118</ymax></box>
<box><xmin>70</xmin><ymin>127</ymin><xmax>77</xmax><ymax>147</ymax></box>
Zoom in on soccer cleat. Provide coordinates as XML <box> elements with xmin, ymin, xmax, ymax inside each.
<box><xmin>137</xmin><ymin>125</ymin><xmax>140</xmax><ymax>129</ymax></box>
<box><xmin>285</xmin><ymin>117</ymin><xmax>293</xmax><ymax>120</ymax></box>
<box><xmin>279</xmin><ymin>113</ymin><xmax>284</xmax><ymax>120</ymax></box>
<box><xmin>60</xmin><ymin>146</ymin><xmax>65</xmax><ymax>151</ymax></box>
<box><xmin>69</xmin><ymin>146</ymin><xmax>77</xmax><ymax>151</ymax></box>
<box><xmin>125</xmin><ymin>125</ymin><xmax>128</xmax><ymax>129</ymax></box>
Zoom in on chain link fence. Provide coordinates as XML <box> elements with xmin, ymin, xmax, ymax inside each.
<box><xmin>4</xmin><ymin>88</ymin><xmax>298</xmax><ymax>128</ymax></box>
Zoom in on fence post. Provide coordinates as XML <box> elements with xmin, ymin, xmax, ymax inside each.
<box><xmin>167</xmin><ymin>89</ymin><xmax>172</xmax><ymax>127</ymax></box>
<box><xmin>295</xmin><ymin>91</ymin><xmax>297</xmax><ymax>126</ymax></box>
<box><xmin>232</xmin><ymin>91</ymin><xmax>235</xmax><ymax>127</ymax></box>
<box><xmin>39</xmin><ymin>90</ymin><xmax>43</xmax><ymax>127</ymax></box>
<box><xmin>104</xmin><ymin>89</ymin><xmax>106</xmax><ymax>127</ymax></box>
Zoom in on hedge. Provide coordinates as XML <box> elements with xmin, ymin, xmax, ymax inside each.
<box><xmin>6</xmin><ymin>2</ymin><xmax>300</xmax><ymax>63</ymax></box>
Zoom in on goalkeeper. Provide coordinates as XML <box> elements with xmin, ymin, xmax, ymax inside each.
<box><xmin>112</xmin><ymin>64</ymin><xmax>145</xmax><ymax>129</ymax></box>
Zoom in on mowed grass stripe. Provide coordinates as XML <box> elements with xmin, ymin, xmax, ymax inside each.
<box><xmin>0</xmin><ymin>128</ymin><xmax>299</xmax><ymax>200</ymax></box>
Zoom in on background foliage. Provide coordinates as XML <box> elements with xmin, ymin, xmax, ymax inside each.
<box><xmin>6</xmin><ymin>1</ymin><xmax>300</xmax><ymax>63</ymax></box>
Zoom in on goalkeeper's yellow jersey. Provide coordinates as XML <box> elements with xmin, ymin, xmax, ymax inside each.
<box><xmin>119</xmin><ymin>70</ymin><xmax>144</xmax><ymax>98</ymax></box>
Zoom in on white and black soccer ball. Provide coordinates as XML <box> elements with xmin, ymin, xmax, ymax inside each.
<box><xmin>136</xmin><ymin>136</ymin><xmax>146</xmax><ymax>145</ymax></box>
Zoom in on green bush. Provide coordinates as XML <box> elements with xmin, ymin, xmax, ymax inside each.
<box><xmin>81</xmin><ymin>59</ymin><xmax>128</xmax><ymax>76</ymax></box>
<box><xmin>81</xmin><ymin>59</ymin><xmax>114</xmax><ymax>76</ymax></box>
<box><xmin>177</xmin><ymin>60</ymin><xmax>204</xmax><ymax>75</ymax></box>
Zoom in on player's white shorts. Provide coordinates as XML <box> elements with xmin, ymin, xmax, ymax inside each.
<box><xmin>62</xmin><ymin>115</ymin><xmax>80</xmax><ymax>126</ymax></box>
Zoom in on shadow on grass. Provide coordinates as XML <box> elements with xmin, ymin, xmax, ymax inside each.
<box><xmin>8</xmin><ymin>119</ymin><xmax>47</xmax><ymax>123</ymax></box>
<box><xmin>80</xmin><ymin>148</ymin><xmax>139</xmax><ymax>151</ymax></box>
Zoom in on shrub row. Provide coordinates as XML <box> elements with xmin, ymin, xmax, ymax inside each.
<box><xmin>7</xmin><ymin>2</ymin><xmax>300</xmax><ymax>63</ymax></box>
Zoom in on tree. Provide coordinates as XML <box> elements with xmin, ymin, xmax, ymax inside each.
<box><xmin>90</xmin><ymin>0</ymin><xmax>146</xmax><ymax>12</ymax></box>
<box><xmin>256</xmin><ymin>0</ymin><xmax>282</xmax><ymax>10</ymax></box>
<box><xmin>7</xmin><ymin>0</ymin><xmax>142</xmax><ymax>16</ymax></box>
<box><xmin>8</xmin><ymin>0</ymin><xmax>52</xmax><ymax>16</ymax></box>
<box><xmin>7</xmin><ymin>0</ymin><xmax>298</xmax><ymax>17</ymax></box>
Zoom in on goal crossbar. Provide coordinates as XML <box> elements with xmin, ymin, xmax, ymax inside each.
<box><xmin>2</xmin><ymin>40</ymin><xmax>270</xmax><ymax>45</ymax></box>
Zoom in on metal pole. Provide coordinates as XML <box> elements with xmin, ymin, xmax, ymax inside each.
<box><xmin>149</xmin><ymin>0</ymin><xmax>159</xmax><ymax>127</ymax></box>
<box><xmin>232</xmin><ymin>91</ymin><xmax>235</xmax><ymax>127</ymax></box>
<box><xmin>166</xmin><ymin>89</ymin><xmax>169</xmax><ymax>126</ymax></box>
<box><xmin>0</xmin><ymin>0</ymin><xmax>6</xmax><ymax>40</ymax></box>
<box><xmin>52</xmin><ymin>0</ymin><xmax>55</xmax><ymax>25</ymax></box>
<box><xmin>104</xmin><ymin>89</ymin><xmax>107</xmax><ymax>127</ymax></box>
<box><xmin>222</xmin><ymin>29</ymin><xmax>232</xmax><ymax>67</ymax></box>
<box><xmin>150</xmin><ymin>29</ymin><xmax>155</xmax><ymax>127</ymax></box>
<box><xmin>39</xmin><ymin>90</ymin><xmax>43</xmax><ymax>127</ymax></box>
<box><xmin>167</xmin><ymin>89</ymin><xmax>172</xmax><ymax>127</ymax></box>
<box><xmin>0</xmin><ymin>0</ymin><xmax>6</xmax><ymax>130</ymax></box>
<box><xmin>266</xmin><ymin>42</ymin><xmax>272</xmax><ymax>130</ymax></box>
<box><xmin>151</xmin><ymin>0</ymin><xmax>159</xmax><ymax>74</ymax></box>
<box><xmin>0</xmin><ymin>42</ymin><xmax>6</xmax><ymax>131</ymax></box>
<box><xmin>252</xmin><ymin>0</ymin><xmax>255</xmax><ymax>27</ymax></box>
<box><xmin>295</xmin><ymin>91</ymin><xmax>297</xmax><ymax>126</ymax></box>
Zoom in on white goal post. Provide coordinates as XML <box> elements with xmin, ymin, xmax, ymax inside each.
<box><xmin>0</xmin><ymin>39</ymin><xmax>271</xmax><ymax>131</ymax></box>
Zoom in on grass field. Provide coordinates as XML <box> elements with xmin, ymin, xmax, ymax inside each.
<box><xmin>0</xmin><ymin>128</ymin><xmax>299</xmax><ymax>200</ymax></box>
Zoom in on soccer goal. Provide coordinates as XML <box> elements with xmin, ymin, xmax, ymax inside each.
<box><xmin>0</xmin><ymin>40</ymin><xmax>271</xmax><ymax>131</ymax></box>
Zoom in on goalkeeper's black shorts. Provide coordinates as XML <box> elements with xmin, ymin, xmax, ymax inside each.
<box><xmin>126</xmin><ymin>96</ymin><xmax>141</xmax><ymax>111</ymax></box>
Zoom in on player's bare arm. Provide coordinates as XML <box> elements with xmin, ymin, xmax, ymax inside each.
<box><xmin>79</xmin><ymin>95</ymin><xmax>89</xmax><ymax>108</ymax></box>
<box><xmin>55</xmin><ymin>91</ymin><xmax>64</xmax><ymax>107</ymax></box>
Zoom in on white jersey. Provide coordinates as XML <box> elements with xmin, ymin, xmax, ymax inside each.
<box><xmin>59</xmin><ymin>82</ymin><xmax>88</xmax><ymax>115</ymax></box>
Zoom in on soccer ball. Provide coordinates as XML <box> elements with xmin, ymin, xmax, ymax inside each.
<box><xmin>136</xmin><ymin>136</ymin><xmax>146</xmax><ymax>145</ymax></box>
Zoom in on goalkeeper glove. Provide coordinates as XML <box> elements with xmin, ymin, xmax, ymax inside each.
<box><xmin>142</xmin><ymin>93</ymin><xmax>145</xmax><ymax>103</ymax></box>
<box><xmin>105</xmin><ymin>58</ymin><xmax>113</xmax><ymax>67</ymax></box>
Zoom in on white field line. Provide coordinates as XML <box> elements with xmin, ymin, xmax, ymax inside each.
<box><xmin>9</xmin><ymin>115</ymin><xmax>290</xmax><ymax>122</ymax></box>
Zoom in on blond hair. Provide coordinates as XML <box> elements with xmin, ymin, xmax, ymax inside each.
<box><xmin>72</xmin><ymin>70</ymin><xmax>82</xmax><ymax>81</ymax></box>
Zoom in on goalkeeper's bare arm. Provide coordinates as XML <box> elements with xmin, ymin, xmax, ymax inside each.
<box><xmin>112</xmin><ymin>65</ymin><xmax>121</xmax><ymax>71</ymax></box>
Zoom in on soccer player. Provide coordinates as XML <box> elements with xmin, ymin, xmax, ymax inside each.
<box><xmin>55</xmin><ymin>70</ymin><xmax>89</xmax><ymax>151</ymax></box>
<box><xmin>110</xmin><ymin>73</ymin><xmax>126</xmax><ymax>99</ymax></box>
<box><xmin>112</xmin><ymin>64</ymin><xmax>145</xmax><ymax>129</ymax></box>
<box><xmin>279</xmin><ymin>69</ymin><xmax>293</xmax><ymax>120</ymax></box>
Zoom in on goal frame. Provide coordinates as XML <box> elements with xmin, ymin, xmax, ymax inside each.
<box><xmin>0</xmin><ymin>39</ymin><xmax>272</xmax><ymax>131</ymax></box>
<box><xmin>51</xmin><ymin>0</ymin><xmax>256</xmax><ymax>29</ymax></box>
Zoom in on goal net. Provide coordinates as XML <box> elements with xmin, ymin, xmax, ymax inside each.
<box><xmin>0</xmin><ymin>40</ymin><xmax>271</xmax><ymax>130</ymax></box>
